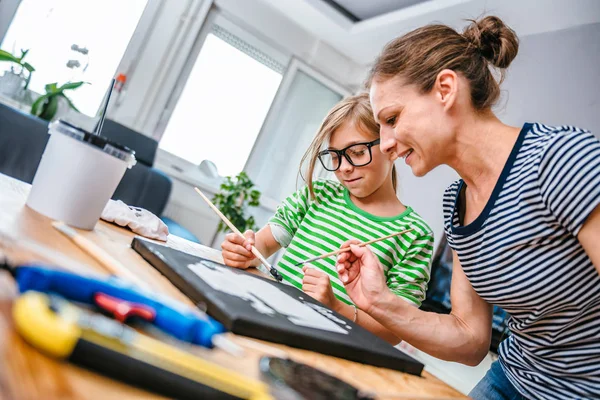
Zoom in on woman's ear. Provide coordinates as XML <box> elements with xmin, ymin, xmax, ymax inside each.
<box><xmin>434</xmin><ymin>69</ymin><xmax>458</xmax><ymax>111</ymax></box>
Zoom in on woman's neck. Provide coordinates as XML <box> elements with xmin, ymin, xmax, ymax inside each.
<box><xmin>348</xmin><ymin>177</ymin><xmax>406</xmax><ymax>218</ymax></box>
<box><xmin>446</xmin><ymin>114</ymin><xmax>521</xmax><ymax>196</ymax></box>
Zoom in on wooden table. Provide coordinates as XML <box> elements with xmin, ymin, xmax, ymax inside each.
<box><xmin>0</xmin><ymin>173</ymin><xmax>465</xmax><ymax>400</ymax></box>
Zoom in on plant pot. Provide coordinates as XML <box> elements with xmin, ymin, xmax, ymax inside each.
<box><xmin>0</xmin><ymin>70</ymin><xmax>26</xmax><ymax>98</ymax></box>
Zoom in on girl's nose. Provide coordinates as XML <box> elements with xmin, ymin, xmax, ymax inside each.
<box><xmin>338</xmin><ymin>155</ymin><xmax>354</xmax><ymax>173</ymax></box>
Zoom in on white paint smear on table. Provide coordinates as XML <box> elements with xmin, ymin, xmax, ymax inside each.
<box><xmin>189</xmin><ymin>262</ymin><xmax>348</xmax><ymax>335</ymax></box>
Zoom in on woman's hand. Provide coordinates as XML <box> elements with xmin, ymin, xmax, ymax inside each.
<box><xmin>302</xmin><ymin>266</ymin><xmax>340</xmax><ymax>309</ymax></box>
<box><xmin>221</xmin><ymin>230</ymin><xmax>259</xmax><ymax>269</ymax></box>
<box><xmin>336</xmin><ymin>240</ymin><xmax>391</xmax><ymax>313</ymax></box>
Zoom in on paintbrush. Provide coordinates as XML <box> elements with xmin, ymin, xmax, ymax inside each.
<box><xmin>52</xmin><ymin>221</ymin><xmax>149</xmax><ymax>288</ymax></box>
<box><xmin>194</xmin><ymin>187</ymin><xmax>283</xmax><ymax>282</ymax></box>
<box><xmin>294</xmin><ymin>228</ymin><xmax>413</xmax><ymax>266</ymax></box>
<box><xmin>94</xmin><ymin>78</ymin><xmax>115</xmax><ymax>135</ymax></box>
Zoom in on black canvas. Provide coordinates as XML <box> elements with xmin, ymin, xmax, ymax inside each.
<box><xmin>131</xmin><ymin>238</ymin><xmax>423</xmax><ymax>376</ymax></box>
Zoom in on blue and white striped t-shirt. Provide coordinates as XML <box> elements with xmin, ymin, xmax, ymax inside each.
<box><xmin>443</xmin><ymin>123</ymin><xmax>600</xmax><ymax>399</ymax></box>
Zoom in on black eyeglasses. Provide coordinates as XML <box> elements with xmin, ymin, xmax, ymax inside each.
<box><xmin>317</xmin><ymin>139</ymin><xmax>381</xmax><ymax>172</ymax></box>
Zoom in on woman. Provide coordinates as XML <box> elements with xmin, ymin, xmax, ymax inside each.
<box><xmin>336</xmin><ymin>16</ymin><xmax>600</xmax><ymax>400</ymax></box>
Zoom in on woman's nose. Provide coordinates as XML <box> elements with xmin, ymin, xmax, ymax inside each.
<box><xmin>379</xmin><ymin>126</ymin><xmax>397</xmax><ymax>156</ymax></box>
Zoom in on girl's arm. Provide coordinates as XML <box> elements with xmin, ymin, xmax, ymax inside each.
<box><xmin>301</xmin><ymin>266</ymin><xmax>401</xmax><ymax>344</ymax></box>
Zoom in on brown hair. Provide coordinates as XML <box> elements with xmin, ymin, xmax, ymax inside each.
<box><xmin>368</xmin><ymin>16</ymin><xmax>519</xmax><ymax>110</ymax></box>
<box><xmin>299</xmin><ymin>93</ymin><xmax>397</xmax><ymax>200</ymax></box>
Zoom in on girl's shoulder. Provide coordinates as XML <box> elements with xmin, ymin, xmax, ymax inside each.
<box><xmin>402</xmin><ymin>207</ymin><xmax>434</xmax><ymax>239</ymax></box>
<box><xmin>308</xmin><ymin>179</ymin><xmax>345</xmax><ymax>198</ymax></box>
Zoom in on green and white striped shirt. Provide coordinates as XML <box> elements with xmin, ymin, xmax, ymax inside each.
<box><xmin>269</xmin><ymin>180</ymin><xmax>434</xmax><ymax>306</ymax></box>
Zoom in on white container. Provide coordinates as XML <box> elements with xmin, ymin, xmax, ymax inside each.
<box><xmin>27</xmin><ymin>120</ymin><xmax>136</xmax><ymax>230</ymax></box>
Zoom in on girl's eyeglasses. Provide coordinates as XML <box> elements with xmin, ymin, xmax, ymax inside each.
<box><xmin>318</xmin><ymin>139</ymin><xmax>380</xmax><ymax>172</ymax></box>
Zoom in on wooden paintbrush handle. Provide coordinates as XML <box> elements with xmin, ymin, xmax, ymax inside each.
<box><xmin>301</xmin><ymin>228</ymin><xmax>414</xmax><ymax>265</ymax></box>
<box><xmin>194</xmin><ymin>187</ymin><xmax>273</xmax><ymax>269</ymax></box>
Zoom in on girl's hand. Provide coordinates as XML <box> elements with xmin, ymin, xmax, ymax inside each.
<box><xmin>302</xmin><ymin>266</ymin><xmax>339</xmax><ymax>309</ymax></box>
<box><xmin>336</xmin><ymin>240</ymin><xmax>390</xmax><ymax>313</ymax></box>
<box><xmin>221</xmin><ymin>230</ymin><xmax>259</xmax><ymax>269</ymax></box>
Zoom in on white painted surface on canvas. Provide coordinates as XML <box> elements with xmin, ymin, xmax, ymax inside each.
<box><xmin>189</xmin><ymin>262</ymin><xmax>349</xmax><ymax>334</ymax></box>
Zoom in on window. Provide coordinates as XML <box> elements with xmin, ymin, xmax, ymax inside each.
<box><xmin>245</xmin><ymin>61</ymin><xmax>347</xmax><ymax>201</ymax></box>
<box><xmin>158</xmin><ymin>26</ymin><xmax>284</xmax><ymax>177</ymax></box>
<box><xmin>0</xmin><ymin>0</ymin><xmax>147</xmax><ymax>116</ymax></box>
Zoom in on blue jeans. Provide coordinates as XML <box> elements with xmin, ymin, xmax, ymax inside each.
<box><xmin>469</xmin><ymin>361</ymin><xmax>527</xmax><ymax>400</ymax></box>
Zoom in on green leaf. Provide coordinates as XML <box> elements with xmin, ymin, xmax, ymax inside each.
<box><xmin>45</xmin><ymin>83</ymin><xmax>58</xmax><ymax>94</ymax></box>
<box><xmin>38</xmin><ymin>95</ymin><xmax>59</xmax><ymax>121</ymax></box>
<box><xmin>213</xmin><ymin>172</ymin><xmax>261</xmax><ymax>234</ymax></box>
<box><xmin>24</xmin><ymin>73</ymin><xmax>32</xmax><ymax>91</ymax></box>
<box><xmin>0</xmin><ymin>49</ymin><xmax>21</xmax><ymax>63</ymax></box>
<box><xmin>62</xmin><ymin>94</ymin><xmax>80</xmax><ymax>113</ymax></box>
<box><xmin>31</xmin><ymin>93</ymin><xmax>50</xmax><ymax>116</ymax></box>
<box><xmin>58</xmin><ymin>81</ymin><xmax>86</xmax><ymax>91</ymax></box>
<box><xmin>22</xmin><ymin>62</ymin><xmax>35</xmax><ymax>72</ymax></box>
<box><xmin>19</xmin><ymin>49</ymin><xmax>29</xmax><ymax>61</ymax></box>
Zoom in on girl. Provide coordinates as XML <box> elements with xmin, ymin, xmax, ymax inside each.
<box><xmin>221</xmin><ymin>93</ymin><xmax>434</xmax><ymax>344</ymax></box>
<box><xmin>336</xmin><ymin>16</ymin><xmax>600</xmax><ymax>400</ymax></box>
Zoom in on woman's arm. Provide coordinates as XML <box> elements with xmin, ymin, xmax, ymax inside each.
<box><xmin>334</xmin><ymin>301</ymin><xmax>401</xmax><ymax>345</ymax></box>
<box><xmin>337</xmin><ymin>246</ymin><xmax>493</xmax><ymax>366</ymax></box>
<box><xmin>578</xmin><ymin>205</ymin><xmax>600</xmax><ymax>275</ymax></box>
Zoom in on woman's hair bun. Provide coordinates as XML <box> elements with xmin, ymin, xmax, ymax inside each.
<box><xmin>463</xmin><ymin>16</ymin><xmax>519</xmax><ymax>69</ymax></box>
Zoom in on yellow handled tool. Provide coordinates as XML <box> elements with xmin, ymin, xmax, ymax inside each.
<box><xmin>13</xmin><ymin>291</ymin><xmax>272</xmax><ymax>400</ymax></box>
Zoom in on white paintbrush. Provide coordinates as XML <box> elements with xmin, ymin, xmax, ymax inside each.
<box><xmin>194</xmin><ymin>187</ymin><xmax>283</xmax><ymax>282</ymax></box>
<box><xmin>52</xmin><ymin>221</ymin><xmax>148</xmax><ymax>288</ymax></box>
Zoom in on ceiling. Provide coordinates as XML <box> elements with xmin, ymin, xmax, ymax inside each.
<box><xmin>322</xmin><ymin>0</ymin><xmax>432</xmax><ymax>21</ymax></box>
<box><xmin>257</xmin><ymin>0</ymin><xmax>600</xmax><ymax>66</ymax></box>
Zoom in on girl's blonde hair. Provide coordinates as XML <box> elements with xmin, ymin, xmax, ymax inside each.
<box><xmin>299</xmin><ymin>93</ymin><xmax>397</xmax><ymax>200</ymax></box>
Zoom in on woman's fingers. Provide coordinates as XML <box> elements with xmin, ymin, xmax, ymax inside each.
<box><xmin>338</xmin><ymin>239</ymin><xmax>361</xmax><ymax>263</ymax></box>
<box><xmin>350</xmin><ymin>244</ymin><xmax>379</xmax><ymax>265</ymax></box>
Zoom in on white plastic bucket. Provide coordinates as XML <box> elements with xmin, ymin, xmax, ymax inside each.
<box><xmin>27</xmin><ymin>120</ymin><xmax>136</xmax><ymax>230</ymax></box>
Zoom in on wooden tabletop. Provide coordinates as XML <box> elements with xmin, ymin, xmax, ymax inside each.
<box><xmin>0</xmin><ymin>173</ymin><xmax>465</xmax><ymax>400</ymax></box>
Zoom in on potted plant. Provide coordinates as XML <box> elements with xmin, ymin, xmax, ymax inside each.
<box><xmin>212</xmin><ymin>172</ymin><xmax>261</xmax><ymax>235</ymax></box>
<box><xmin>31</xmin><ymin>81</ymin><xmax>85</xmax><ymax>121</ymax></box>
<box><xmin>0</xmin><ymin>49</ymin><xmax>35</xmax><ymax>97</ymax></box>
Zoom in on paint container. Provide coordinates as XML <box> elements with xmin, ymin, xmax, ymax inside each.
<box><xmin>26</xmin><ymin>120</ymin><xmax>136</xmax><ymax>230</ymax></box>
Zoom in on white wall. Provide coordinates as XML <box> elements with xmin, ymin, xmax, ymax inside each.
<box><xmin>497</xmin><ymin>22</ymin><xmax>600</xmax><ymax>137</ymax></box>
<box><xmin>395</xmin><ymin>163</ymin><xmax>459</xmax><ymax>250</ymax></box>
